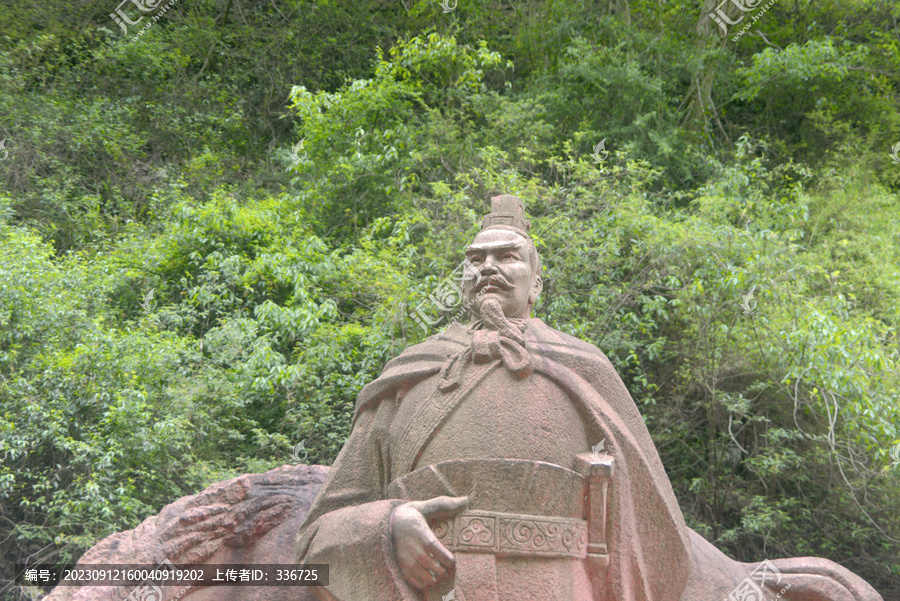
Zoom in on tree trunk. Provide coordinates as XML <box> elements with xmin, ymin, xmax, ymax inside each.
<box><xmin>680</xmin><ymin>0</ymin><xmax>745</xmax><ymax>144</ymax></box>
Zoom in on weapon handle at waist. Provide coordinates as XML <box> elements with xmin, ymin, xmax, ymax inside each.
<box><xmin>574</xmin><ymin>452</ymin><xmax>614</xmax><ymax>567</ymax></box>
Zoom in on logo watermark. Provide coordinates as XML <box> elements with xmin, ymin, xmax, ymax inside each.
<box><xmin>716</xmin><ymin>0</ymin><xmax>782</xmax><ymax>40</ymax></box>
<box><xmin>590</xmin><ymin>439</ymin><xmax>607</xmax><ymax>461</ymax></box>
<box><xmin>109</xmin><ymin>0</ymin><xmax>179</xmax><ymax>42</ymax></box>
<box><xmin>289</xmin><ymin>140</ymin><xmax>306</xmax><ymax>166</ymax></box>
<box><xmin>442</xmin><ymin>588</ymin><xmax>456</xmax><ymax>601</ymax></box>
<box><xmin>706</xmin><ymin>0</ymin><xmax>783</xmax><ymax>39</ymax></box>
<box><xmin>141</xmin><ymin>289</ymin><xmax>157</xmax><ymax>313</ymax></box>
<box><xmin>0</xmin><ymin>138</ymin><xmax>8</xmax><ymax>162</ymax></box>
<box><xmin>439</xmin><ymin>0</ymin><xmax>458</xmax><ymax>13</ymax></box>
<box><xmin>890</xmin><ymin>142</ymin><xmax>900</xmax><ymax>164</ymax></box>
<box><xmin>708</xmin><ymin>0</ymin><xmax>761</xmax><ymax>34</ymax></box>
<box><xmin>725</xmin><ymin>559</ymin><xmax>792</xmax><ymax>601</ymax></box>
<box><xmin>408</xmin><ymin>258</ymin><xmax>483</xmax><ymax>332</ymax></box>
<box><xmin>890</xmin><ymin>442</ymin><xmax>900</xmax><ymax>467</ymax></box>
<box><xmin>590</xmin><ymin>138</ymin><xmax>608</xmax><ymax>163</ymax></box>
<box><xmin>291</xmin><ymin>440</ymin><xmax>308</xmax><ymax>463</ymax></box>
<box><xmin>740</xmin><ymin>285</ymin><xmax>758</xmax><ymax>316</ymax></box>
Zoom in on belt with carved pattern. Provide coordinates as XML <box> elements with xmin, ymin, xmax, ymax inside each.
<box><xmin>429</xmin><ymin>509</ymin><xmax>588</xmax><ymax>559</ymax></box>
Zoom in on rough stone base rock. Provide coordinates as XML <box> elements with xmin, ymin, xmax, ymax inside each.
<box><xmin>45</xmin><ymin>464</ymin><xmax>325</xmax><ymax>601</ymax></box>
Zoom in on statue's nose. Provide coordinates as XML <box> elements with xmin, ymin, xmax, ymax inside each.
<box><xmin>480</xmin><ymin>256</ymin><xmax>498</xmax><ymax>275</ymax></box>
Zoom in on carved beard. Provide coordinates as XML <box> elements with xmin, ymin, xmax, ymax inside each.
<box><xmin>479</xmin><ymin>297</ymin><xmax>526</xmax><ymax>335</ymax></box>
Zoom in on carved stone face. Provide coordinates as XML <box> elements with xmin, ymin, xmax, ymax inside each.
<box><xmin>462</xmin><ymin>229</ymin><xmax>542</xmax><ymax>320</ymax></box>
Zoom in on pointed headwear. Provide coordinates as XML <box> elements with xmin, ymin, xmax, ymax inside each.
<box><xmin>481</xmin><ymin>194</ymin><xmax>531</xmax><ymax>237</ymax></box>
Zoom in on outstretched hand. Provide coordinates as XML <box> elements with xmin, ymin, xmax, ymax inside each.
<box><xmin>391</xmin><ymin>495</ymin><xmax>469</xmax><ymax>591</ymax></box>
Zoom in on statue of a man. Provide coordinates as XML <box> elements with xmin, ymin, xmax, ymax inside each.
<box><xmin>294</xmin><ymin>195</ymin><xmax>694</xmax><ymax>601</ymax></box>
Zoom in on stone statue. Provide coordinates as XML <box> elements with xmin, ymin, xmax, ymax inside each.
<box><xmin>294</xmin><ymin>195</ymin><xmax>884</xmax><ymax>601</ymax></box>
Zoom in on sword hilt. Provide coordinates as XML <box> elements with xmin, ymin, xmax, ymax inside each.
<box><xmin>574</xmin><ymin>452</ymin><xmax>614</xmax><ymax>568</ymax></box>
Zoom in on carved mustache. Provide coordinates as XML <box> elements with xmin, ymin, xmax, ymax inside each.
<box><xmin>473</xmin><ymin>275</ymin><xmax>513</xmax><ymax>293</ymax></box>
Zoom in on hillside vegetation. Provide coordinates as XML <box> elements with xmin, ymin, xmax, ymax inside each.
<box><xmin>1</xmin><ymin>0</ymin><xmax>899</xmax><ymax>596</ymax></box>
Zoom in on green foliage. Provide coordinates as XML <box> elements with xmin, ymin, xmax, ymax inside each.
<box><xmin>1</xmin><ymin>1</ymin><xmax>900</xmax><ymax>596</ymax></box>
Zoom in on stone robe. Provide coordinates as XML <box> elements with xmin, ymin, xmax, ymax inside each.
<box><xmin>295</xmin><ymin>319</ymin><xmax>693</xmax><ymax>601</ymax></box>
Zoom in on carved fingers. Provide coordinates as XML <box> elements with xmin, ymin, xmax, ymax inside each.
<box><xmin>391</xmin><ymin>496</ymin><xmax>469</xmax><ymax>591</ymax></box>
<box><xmin>408</xmin><ymin>495</ymin><xmax>469</xmax><ymax>520</ymax></box>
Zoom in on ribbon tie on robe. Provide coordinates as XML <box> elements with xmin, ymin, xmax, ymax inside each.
<box><xmin>438</xmin><ymin>298</ymin><xmax>533</xmax><ymax>392</ymax></box>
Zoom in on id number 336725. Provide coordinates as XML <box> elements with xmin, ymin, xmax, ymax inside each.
<box><xmin>276</xmin><ymin>569</ymin><xmax>318</xmax><ymax>582</ymax></box>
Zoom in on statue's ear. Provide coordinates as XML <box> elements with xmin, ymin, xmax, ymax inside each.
<box><xmin>530</xmin><ymin>273</ymin><xmax>543</xmax><ymax>305</ymax></box>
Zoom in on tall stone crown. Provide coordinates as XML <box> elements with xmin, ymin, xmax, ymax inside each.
<box><xmin>481</xmin><ymin>194</ymin><xmax>531</xmax><ymax>235</ymax></box>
